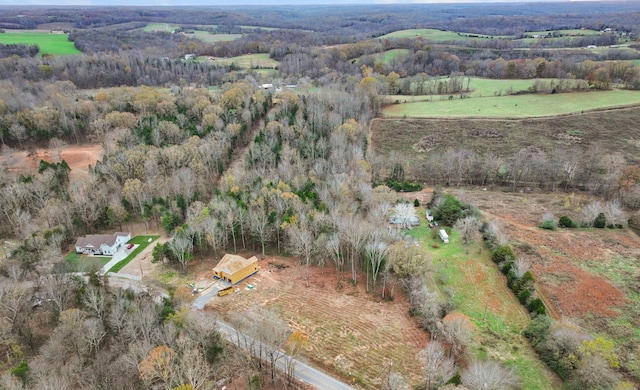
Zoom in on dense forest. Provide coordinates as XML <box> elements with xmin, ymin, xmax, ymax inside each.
<box><xmin>1</xmin><ymin>3</ymin><xmax>640</xmax><ymax>389</ymax></box>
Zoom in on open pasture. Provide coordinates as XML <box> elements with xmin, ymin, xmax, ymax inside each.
<box><xmin>383</xmin><ymin>89</ymin><xmax>640</xmax><ymax>118</ymax></box>
<box><xmin>143</xmin><ymin>23</ymin><xmax>179</xmax><ymax>32</ymax></box>
<box><xmin>521</xmin><ymin>28</ymin><xmax>601</xmax><ymax>37</ymax></box>
<box><xmin>379</xmin><ymin>28</ymin><xmax>511</xmax><ymax>42</ymax></box>
<box><xmin>208</xmin><ymin>53</ymin><xmax>279</xmax><ymax>69</ymax></box>
<box><xmin>0</xmin><ymin>31</ymin><xmax>81</xmax><ymax>56</ymax></box>
<box><xmin>191</xmin><ymin>32</ymin><xmax>242</xmax><ymax>43</ymax></box>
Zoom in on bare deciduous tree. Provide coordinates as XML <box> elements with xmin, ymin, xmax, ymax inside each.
<box><xmin>461</xmin><ymin>359</ymin><xmax>520</xmax><ymax>390</ymax></box>
<box><xmin>420</xmin><ymin>340</ymin><xmax>456</xmax><ymax>390</ymax></box>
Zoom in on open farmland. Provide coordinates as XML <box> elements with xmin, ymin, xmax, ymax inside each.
<box><xmin>0</xmin><ymin>31</ymin><xmax>81</xmax><ymax>56</ymax></box>
<box><xmin>521</xmin><ymin>29</ymin><xmax>602</xmax><ymax>37</ymax></box>
<box><xmin>143</xmin><ymin>23</ymin><xmax>179</xmax><ymax>32</ymax></box>
<box><xmin>378</xmin><ymin>28</ymin><xmax>511</xmax><ymax>41</ymax></box>
<box><xmin>371</xmin><ymin>106</ymin><xmax>640</xmax><ymax>166</ymax></box>
<box><xmin>382</xmin><ymin>89</ymin><xmax>640</xmax><ymax>118</ymax></box>
<box><xmin>445</xmin><ymin>188</ymin><xmax>640</xmax><ymax>382</ymax></box>
<box><xmin>208</xmin><ymin>53</ymin><xmax>279</xmax><ymax>69</ymax></box>
<box><xmin>191</xmin><ymin>32</ymin><xmax>242</xmax><ymax>43</ymax></box>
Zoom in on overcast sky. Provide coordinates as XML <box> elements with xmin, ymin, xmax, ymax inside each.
<box><xmin>1</xmin><ymin>0</ymin><xmax>570</xmax><ymax>6</ymax></box>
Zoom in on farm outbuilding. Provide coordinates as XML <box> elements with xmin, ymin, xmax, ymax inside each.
<box><xmin>213</xmin><ymin>254</ymin><xmax>260</xmax><ymax>284</ymax></box>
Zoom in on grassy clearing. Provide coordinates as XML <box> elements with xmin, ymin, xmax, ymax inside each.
<box><xmin>64</xmin><ymin>251</ymin><xmax>110</xmax><ymax>272</ymax></box>
<box><xmin>383</xmin><ymin>89</ymin><xmax>640</xmax><ymax>118</ymax></box>
<box><xmin>379</xmin><ymin>28</ymin><xmax>510</xmax><ymax>41</ymax></box>
<box><xmin>0</xmin><ymin>32</ymin><xmax>80</xmax><ymax>56</ymax></box>
<box><xmin>106</xmin><ymin>235</ymin><xmax>159</xmax><ymax>274</ymax></box>
<box><xmin>191</xmin><ymin>32</ymin><xmax>242</xmax><ymax>43</ymax></box>
<box><xmin>143</xmin><ymin>23</ymin><xmax>179</xmax><ymax>32</ymax></box>
<box><xmin>210</xmin><ymin>53</ymin><xmax>279</xmax><ymax>69</ymax></box>
<box><xmin>521</xmin><ymin>29</ymin><xmax>601</xmax><ymax>37</ymax></box>
<box><xmin>360</xmin><ymin>48</ymin><xmax>410</xmax><ymax>64</ymax></box>
<box><xmin>407</xmin><ymin>220</ymin><xmax>559</xmax><ymax>389</ymax></box>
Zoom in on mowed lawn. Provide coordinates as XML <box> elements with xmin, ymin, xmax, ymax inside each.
<box><xmin>0</xmin><ymin>32</ymin><xmax>81</xmax><ymax>56</ymax></box>
<box><xmin>407</xmin><ymin>221</ymin><xmax>560</xmax><ymax>389</ymax></box>
<box><xmin>383</xmin><ymin>89</ymin><xmax>640</xmax><ymax>118</ymax></box>
<box><xmin>107</xmin><ymin>235</ymin><xmax>159</xmax><ymax>273</ymax></box>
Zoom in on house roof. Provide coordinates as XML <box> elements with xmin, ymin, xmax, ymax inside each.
<box><xmin>75</xmin><ymin>233</ymin><xmax>131</xmax><ymax>249</ymax></box>
<box><xmin>213</xmin><ymin>254</ymin><xmax>258</xmax><ymax>275</ymax></box>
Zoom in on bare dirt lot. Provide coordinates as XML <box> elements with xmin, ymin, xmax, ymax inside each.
<box><xmin>197</xmin><ymin>256</ymin><xmax>429</xmax><ymax>389</ymax></box>
<box><xmin>0</xmin><ymin>143</ymin><xmax>103</xmax><ymax>179</ymax></box>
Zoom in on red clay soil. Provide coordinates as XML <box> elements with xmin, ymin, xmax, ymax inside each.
<box><xmin>1</xmin><ymin>144</ymin><xmax>103</xmax><ymax>179</ymax></box>
<box><xmin>448</xmin><ymin>189</ymin><xmax>635</xmax><ymax>320</ymax></box>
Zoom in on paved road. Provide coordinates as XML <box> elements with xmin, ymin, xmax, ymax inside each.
<box><xmin>215</xmin><ymin>321</ymin><xmax>356</xmax><ymax>390</ymax></box>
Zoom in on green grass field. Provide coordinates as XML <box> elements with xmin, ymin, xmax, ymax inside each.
<box><xmin>379</xmin><ymin>28</ymin><xmax>512</xmax><ymax>41</ymax></box>
<box><xmin>191</xmin><ymin>32</ymin><xmax>242</xmax><ymax>43</ymax></box>
<box><xmin>209</xmin><ymin>53</ymin><xmax>279</xmax><ymax>69</ymax></box>
<box><xmin>0</xmin><ymin>32</ymin><xmax>81</xmax><ymax>56</ymax></box>
<box><xmin>359</xmin><ymin>48</ymin><xmax>410</xmax><ymax>65</ymax></box>
<box><xmin>383</xmin><ymin>89</ymin><xmax>640</xmax><ymax>118</ymax></box>
<box><xmin>143</xmin><ymin>23</ymin><xmax>179</xmax><ymax>32</ymax></box>
<box><xmin>521</xmin><ymin>29</ymin><xmax>601</xmax><ymax>37</ymax></box>
<box><xmin>107</xmin><ymin>235</ymin><xmax>159</xmax><ymax>274</ymax></box>
<box><xmin>406</xmin><ymin>219</ymin><xmax>559</xmax><ymax>389</ymax></box>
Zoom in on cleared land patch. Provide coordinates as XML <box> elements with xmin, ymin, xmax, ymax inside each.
<box><xmin>382</xmin><ymin>89</ymin><xmax>640</xmax><ymax>118</ymax></box>
<box><xmin>446</xmin><ymin>188</ymin><xmax>640</xmax><ymax>382</ymax></box>
<box><xmin>0</xmin><ymin>31</ymin><xmax>81</xmax><ymax>56</ymax></box>
<box><xmin>206</xmin><ymin>257</ymin><xmax>429</xmax><ymax>389</ymax></box>
<box><xmin>0</xmin><ymin>144</ymin><xmax>104</xmax><ymax>179</ymax></box>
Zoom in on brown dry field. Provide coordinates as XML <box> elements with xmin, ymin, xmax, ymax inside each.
<box><xmin>370</xmin><ymin>106</ymin><xmax>640</xmax><ymax>168</ymax></box>
<box><xmin>0</xmin><ymin>143</ymin><xmax>103</xmax><ymax>179</ymax></box>
<box><xmin>191</xmin><ymin>256</ymin><xmax>429</xmax><ymax>389</ymax></box>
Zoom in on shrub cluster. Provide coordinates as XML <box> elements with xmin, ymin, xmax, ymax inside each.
<box><xmin>490</xmin><ymin>244</ymin><xmax>546</xmax><ymax>316</ymax></box>
<box><xmin>430</xmin><ymin>192</ymin><xmax>466</xmax><ymax>226</ymax></box>
<box><xmin>382</xmin><ymin>179</ymin><xmax>422</xmax><ymax>192</ymax></box>
<box><xmin>558</xmin><ymin>215</ymin><xmax>578</xmax><ymax>228</ymax></box>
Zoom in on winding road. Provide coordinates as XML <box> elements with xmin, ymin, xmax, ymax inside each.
<box><xmin>215</xmin><ymin>320</ymin><xmax>357</xmax><ymax>390</ymax></box>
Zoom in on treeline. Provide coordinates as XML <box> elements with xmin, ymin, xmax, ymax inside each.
<box><xmin>373</xmin><ymin>145</ymin><xmax>640</xmax><ymax>211</ymax></box>
<box><xmin>69</xmin><ymin>30</ymin><xmax>206</xmax><ymax>57</ymax></box>
<box><xmin>0</xmin><ymin>43</ymin><xmax>38</xmax><ymax>58</ymax></box>
<box><xmin>293</xmin><ymin>40</ymin><xmax>640</xmax><ymax>90</ymax></box>
<box><xmin>0</xmin><ymin>53</ymin><xmax>230</xmax><ymax>90</ymax></box>
<box><xmin>2</xmin><ymin>3</ymin><xmax>640</xmax><ymax>39</ymax></box>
